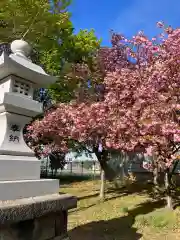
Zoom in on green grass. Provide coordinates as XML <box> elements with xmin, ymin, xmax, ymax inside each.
<box><xmin>60</xmin><ymin>180</ymin><xmax>180</xmax><ymax>240</ymax></box>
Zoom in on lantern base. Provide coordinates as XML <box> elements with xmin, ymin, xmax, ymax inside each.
<box><xmin>0</xmin><ymin>179</ymin><xmax>59</xmax><ymax>201</ymax></box>
<box><xmin>0</xmin><ymin>155</ymin><xmax>41</xmax><ymax>181</ymax></box>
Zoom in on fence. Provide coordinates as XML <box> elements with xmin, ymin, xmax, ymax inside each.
<box><xmin>40</xmin><ymin>152</ymin><xmax>180</xmax><ymax>180</ymax></box>
<box><xmin>40</xmin><ymin>152</ymin><xmax>151</xmax><ymax>180</ymax></box>
<box><xmin>41</xmin><ymin>159</ymin><xmax>100</xmax><ymax>178</ymax></box>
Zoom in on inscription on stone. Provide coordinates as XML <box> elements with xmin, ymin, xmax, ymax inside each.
<box><xmin>9</xmin><ymin>134</ymin><xmax>20</xmax><ymax>142</ymax></box>
<box><xmin>10</xmin><ymin>124</ymin><xmax>20</xmax><ymax>132</ymax></box>
<box><xmin>8</xmin><ymin>124</ymin><xmax>21</xmax><ymax>143</ymax></box>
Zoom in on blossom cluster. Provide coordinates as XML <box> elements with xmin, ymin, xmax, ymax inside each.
<box><xmin>29</xmin><ymin>23</ymin><xmax>180</xmax><ymax>168</ymax></box>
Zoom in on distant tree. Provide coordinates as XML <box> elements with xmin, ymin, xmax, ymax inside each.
<box><xmin>49</xmin><ymin>151</ymin><xmax>66</xmax><ymax>176</ymax></box>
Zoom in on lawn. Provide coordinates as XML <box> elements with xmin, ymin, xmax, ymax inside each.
<box><xmin>61</xmin><ymin>180</ymin><xmax>180</xmax><ymax>240</ymax></box>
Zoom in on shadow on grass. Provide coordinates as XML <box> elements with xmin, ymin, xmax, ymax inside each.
<box><xmin>71</xmin><ymin>193</ymin><xmax>128</xmax><ymax>214</ymax></box>
<box><xmin>68</xmin><ymin>199</ymin><xmax>165</xmax><ymax>240</ymax></box>
<box><xmin>108</xmin><ymin>181</ymin><xmax>154</xmax><ymax>195</ymax></box>
<box><xmin>71</xmin><ymin>194</ymin><xmax>130</xmax><ymax>214</ymax></box>
<box><xmin>77</xmin><ymin>182</ymin><xmax>154</xmax><ymax>202</ymax></box>
<box><xmin>78</xmin><ymin>192</ymin><xmax>99</xmax><ymax>200</ymax></box>
<box><xmin>70</xmin><ymin>203</ymin><xmax>97</xmax><ymax>213</ymax></box>
<box><xmin>41</xmin><ymin>173</ymin><xmax>99</xmax><ymax>184</ymax></box>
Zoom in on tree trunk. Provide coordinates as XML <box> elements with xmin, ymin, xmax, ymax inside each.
<box><xmin>164</xmin><ymin>171</ymin><xmax>173</xmax><ymax>209</ymax></box>
<box><xmin>153</xmin><ymin>166</ymin><xmax>158</xmax><ymax>185</ymax></box>
<box><xmin>45</xmin><ymin>159</ymin><xmax>48</xmax><ymax>177</ymax></box>
<box><xmin>153</xmin><ymin>165</ymin><xmax>159</xmax><ymax>193</ymax></box>
<box><xmin>99</xmin><ymin>168</ymin><xmax>105</xmax><ymax>200</ymax></box>
<box><xmin>169</xmin><ymin>160</ymin><xmax>178</xmax><ymax>187</ymax></box>
<box><xmin>152</xmin><ymin>155</ymin><xmax>159</xmax><ymax>188</ymax></box>
<box><xmin>94</xmin><ymin>148</ymin><xmax>115</xmax><ymax>181</ymax></box>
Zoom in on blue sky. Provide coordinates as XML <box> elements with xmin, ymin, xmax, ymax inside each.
<box><xmin>69</xmin><ymin>0</ymin><xmax>180</xmax><ymax>46</ymax></box>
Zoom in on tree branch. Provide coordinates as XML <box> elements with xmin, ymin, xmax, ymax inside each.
<box><xmin>22</xmin><ymin>10</ymin><xmax>40</xmax><ymax>39</ymax></box>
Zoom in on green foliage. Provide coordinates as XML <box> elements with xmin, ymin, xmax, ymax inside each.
<box><xmin>135</xmin><ymin>208</ymin><xmax>176</xmax><ymax>229</ymax></box>
<box><xmin>48</xmin><ymin>29</ymin><xmax>101</xmax><ymax>102</ymax></box>
<box><xmin>0</xmin><ymin>0</ymin><xmax>73</xmax><ymax>95</ymax></box>
<box><xmin>120</xmin><ymin>206</ymin><xmax>129</xmax><ymax>214</ymax></box>
<box><xmin>83</xmin><ymin>161</ymin><xmax>94</xmax><ymax>170</ymax></box>
<box><xmin>0</xmin><ymin>0</ymin><xmax>72</xmax><ymax>49</ymax></box>
<box><xmin>0</xmin><ymin>0</ymin><xmax>101</xmax><ymax>103</ymax></box>
<box><xmin>63</xmin><ymin>29</ymin><xmax>101</xmax><ymax>63</ymax></box>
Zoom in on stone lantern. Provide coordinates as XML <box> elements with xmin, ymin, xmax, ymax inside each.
<box><xmin>0</xmin><ymin>40</ymin><xmax>77</xmax><ymax>240</ymax></box>
<box><xmin>0</xmin><ymin>39</ymin><xmax>59</xmax><ymax>201</ymax></box>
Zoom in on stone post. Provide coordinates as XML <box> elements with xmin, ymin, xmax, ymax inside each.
<box><xmin>0</xmin><ymin>40</ymin><xmax>77</xmax><ymax>240</ymax></box>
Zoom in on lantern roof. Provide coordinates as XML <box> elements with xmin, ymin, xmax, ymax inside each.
<box><xmin>0</xmin><ymin>39</ymin><xmax>56</xmax><ymax>87</ymax></box>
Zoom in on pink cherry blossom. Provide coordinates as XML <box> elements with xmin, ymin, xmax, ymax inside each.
<box><xmin>28</xmin><ymin>24</ymin><xmax>180</xmax><ymax>170</ymax></box>
<box><xmin>156</xmin><ymin>21</ymin><xmax>164</xmax><ymax>28</ymax></box>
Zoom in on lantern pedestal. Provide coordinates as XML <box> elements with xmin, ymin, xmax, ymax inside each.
<box><xmin>0</xmin><ymin>179</ymin><xmax>59</xmax><ymax>201</ymax></box>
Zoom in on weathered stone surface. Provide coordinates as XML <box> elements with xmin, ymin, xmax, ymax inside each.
<box><xmin>55</xmin><ymin>211</ymin><xmax>67</xmax><ymax>236</ymax></box>
<box><xmin>15</xmin><ymin>219</ymin><xmax>35</xmax><ymax>240</ymax></box>
<box><xmin>0</xmin><ymin>228</ymin><xmax>18</xmax><ymax>240</ymax></box>
<box><xmin>0</xmin><ymin>200</ymin><xmax>34</xmax><ymax>223</ymax></box>
<box><xmin>0</xmin><ymin>194</ymin><xmax>76</xmax><ymax>240</ymax></box>
<box><xmin>0</xmin><ymin>211</ymin><xmax>71</xmax><ymax>240</ymax></box>
<box><xmin>52</xmin><ymin>236</ymin><xmax>70</xmax><ymax>240</ymax></box>
<box><xmin>0</xmin><ymin>220</ymin><xmax>35</xmax><ymax>240</ymax></box>
<box><xmin>33</xmin><ymin>214</ymin><xmax>55</xmax><ymax>240</ymax></box>
<box><xmin>0</xmin><ymin>194</ymin><xmax>77</xmax><ymax>224</ymax></box>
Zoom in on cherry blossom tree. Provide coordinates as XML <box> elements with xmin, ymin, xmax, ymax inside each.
<box><xmin>102</xmin><ymin>24</ymin><xmax>180</xmax><ymax>207</ymax></box>
<box><xmin>28</xmin><ymin>22</ymin><xmax>180</xmax><ymax>206</ymax></box>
